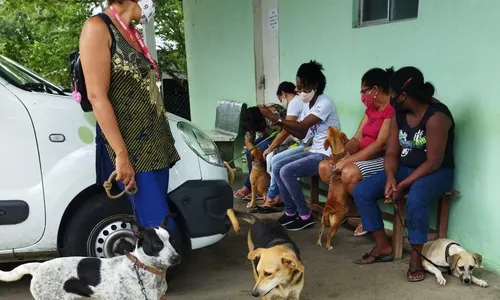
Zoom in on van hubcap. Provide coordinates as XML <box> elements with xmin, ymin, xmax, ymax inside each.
<box><xmin>87</xmin><ymin>215</ymin><xmax>137</xmax><ymax>258</ymax></box>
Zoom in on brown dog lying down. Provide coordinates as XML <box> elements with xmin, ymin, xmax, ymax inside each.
<box><xmin>316</xmin><ymin>126</ymin><xmax>352</xmax><ymax>250</ymax></box>
<box><xmin>247</xmin><ymin>148</ymin><xmax>271</xmax><ymax>209</ymax></box>
<box><xmin>226</xmin><ymin>209</ymin><xmax>304</xmax><ymax>299</ymax></box>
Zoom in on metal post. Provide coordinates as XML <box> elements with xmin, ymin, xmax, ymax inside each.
<box><xmin>142</xmin><ymin>17</ymin><xmax>158</xmax><ymax>61</ymax></box>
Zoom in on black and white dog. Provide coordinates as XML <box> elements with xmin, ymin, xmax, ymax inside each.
<box><xmin>0</xmin><ymin>215</ymin><xmax>180</xmax><ymax>300</ymax></box>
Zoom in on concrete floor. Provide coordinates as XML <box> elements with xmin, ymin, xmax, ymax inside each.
<box><xmin>1</xmin><ymin>175</ymin><xmax>500</xmax><ymax>300</ymax></box>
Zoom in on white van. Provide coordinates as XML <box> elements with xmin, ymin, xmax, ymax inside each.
<box><xmin>0</xmin><ymin>55</ymin><xmax>233</xmax><ymax>276</ymax></box>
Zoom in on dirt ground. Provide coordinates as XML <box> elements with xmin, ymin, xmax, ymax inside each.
<box><xmin>1</xmin><ymin>176</ymin><xmax>500</xmax><ymax>300</ymax></box>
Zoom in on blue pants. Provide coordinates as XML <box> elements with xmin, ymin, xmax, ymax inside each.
<box><xmin>244</xmin><ymin>136</ymin><xmax>273</xmax><ymax>190</ymax></box>
<box><xmin>273</xmin><ymin>151</ymin><xmax>328</xmax><ymax>216</ymax></box>
<box><xmin>99</xmin><ymin>148</ymin><xmax>174</xmax><ymax>229</ymax></box>
<box><xmin>266</xmin><ymin>144</ymin><xmax>306</xmax><ymax>199</ymax></box>
<box><xmin>353</xmin><ymin>166</ymin><xmax>453</xmax><ymax>244</ymax></box>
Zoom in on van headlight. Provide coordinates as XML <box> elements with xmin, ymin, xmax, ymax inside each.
<box><xmin>177</xmin><ymin>121</ymin><xmax>224</xmax><ymax>166</ymax></box>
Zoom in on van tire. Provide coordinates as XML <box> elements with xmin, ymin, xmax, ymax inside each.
<box><xmin>60</xmin><ymin>192</ymin><xmax>188</xmax><ymax>283</ymax></box>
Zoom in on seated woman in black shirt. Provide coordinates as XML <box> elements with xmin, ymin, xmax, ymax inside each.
<box><xmin>352</xmin><ymin>66</ymin><xmax>455</xmax><ymax>283</ymax></box>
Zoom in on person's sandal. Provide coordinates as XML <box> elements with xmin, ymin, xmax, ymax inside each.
<box><xmin>233</xmin><ymin>188</ymin><xmax>250</xmax><ymax>200</ymax></box>
<box><xmin>354</xmin><ymin>253</ymin><xmax>394</xmax><ymax>265</ymax></box>
<box><xmin>249</xmin><ymin>205</ymin><xmax>281</xmax><ymax>214</ymax></box>
<box><xmin>353</xmin><ymin>223</ymin><xmax>368</xmax><ymax>237</ymax></box>
<box><xmin>407</xmin><ymin>268</ymin><xmax>425</xmax><ymax>282</ymax></box>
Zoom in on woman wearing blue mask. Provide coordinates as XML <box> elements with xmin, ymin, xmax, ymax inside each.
<box><xmin>79</xmin><ymin>0</ymin><xmax>180</xmax><ymax>230</ymax></box>
<box><xmin>353</xmin><ymin>67</ymin><xmax>455</xmax><ymax>283</ymax></box>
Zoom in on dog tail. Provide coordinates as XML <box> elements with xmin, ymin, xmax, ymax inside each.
<box><xmin>226</xmin><ymin>209</ymin><xmax>257</xmax><ymax>234</ymax></box>
<box><xmin>0</xmin><ymin>262</ymin><xmax>40</xmax><ymax>282</ymax></box>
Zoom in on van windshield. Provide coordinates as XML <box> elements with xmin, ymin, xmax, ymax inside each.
<box><xmin>0</xmin><ymin>55</ymin><xmax>66</xmax><ymax>95</ymax></box>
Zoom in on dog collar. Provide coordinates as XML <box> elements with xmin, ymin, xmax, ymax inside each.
<box><xmin>125</xmin><ymin>252</ymin><xmax>166</xmax><ymax>276</ymax></box>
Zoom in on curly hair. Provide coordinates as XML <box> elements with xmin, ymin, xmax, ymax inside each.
<box><xmin>296</xmin><ymin>60</ymin><xmax>327</xmax><ymax>95</ymax></box>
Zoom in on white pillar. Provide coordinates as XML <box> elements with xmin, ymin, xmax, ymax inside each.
<box><xmin>142</xmin><ymin>17</ymin><xmax>158</xmax><ymax>61</ymax></box>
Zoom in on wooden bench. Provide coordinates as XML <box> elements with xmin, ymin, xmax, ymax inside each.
<box><xmin>305</xmin><ymin>175</ymin><xmax>460</xmax><ymax>259</ymax></box>
<box><xmin>205</xmin><ymin>99</ymin><xmax>247</xmax><ymax>167</ymax></box>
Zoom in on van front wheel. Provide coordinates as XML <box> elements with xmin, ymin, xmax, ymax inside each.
<box><xmin>60</xmin><ymin>193</ymin><xmax>186</xmax><ymax>283</ymax></box>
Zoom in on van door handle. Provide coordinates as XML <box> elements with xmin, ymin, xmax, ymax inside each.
<box><xmin>49</xmin><ymin>134</ymin><xmax>65</xmax><ymax>143</ymax></box>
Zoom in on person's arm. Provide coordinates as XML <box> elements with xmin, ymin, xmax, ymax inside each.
<box><xmin>267</xmin><ymin>115</ymin><xmax>298</xmax><ymax>152</ymax></box>
<box><xmin>80</xmin><ymin>18</ymin><xmax>135</xmax><ymax>190</ymax></box>
<box><xmin>384</xmin><ymin>116</ymin><xmax>400</xmax><ymax>179</ymax></box>
<box><xmin>345</xmin><ymin>115</ymin><xmax>367</xmax><ymax>154</ymax></box>
<box><xmin>344</xmin><ymin>118</ymin><xmax>391</xmax><ymax>163</ymax></box>
<box><xmin>398</xmin><ymin>113</ymin><xmax>451</xmax><ymax>188</ymax></box>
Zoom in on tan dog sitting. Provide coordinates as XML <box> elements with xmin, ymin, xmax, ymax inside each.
<box><xmin>317</xmin><ymin>126</ymin><xmax>351</xmax><ymax>250</ymax></box>
<box><xmin>422</xmin><ymin>238</ymin><xmax>488</xmax><ymax>287</ymax></box>
<box><xmin>247</xmin><ymin>148</ymin><xmax>271</xmax><ymax>209</ymax></box>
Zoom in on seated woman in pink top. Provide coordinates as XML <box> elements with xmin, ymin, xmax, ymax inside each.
<box><xmin>318</xmin><ymin>67</ymin><xmax>395</xmax><ymax>236</ymax></box>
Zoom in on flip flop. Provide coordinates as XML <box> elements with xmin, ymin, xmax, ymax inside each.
<box><xmin>407</xmin><ymin>268</ymin><xmax>425</xmax><ymax>282</ymax></box>
<box><xmin>249</xmin><ymin>205</ymin><xmax>282</xmax><ymax>214</ymax></box>
<box><xmin>353</xmin><ymin>224</ymin><xmax>368</xmax><ymax>237</ymax></box>
<box><xmin>354</xmin><ymin>253</ymin><xmax>394</xmax><ymax>265</ymax></box>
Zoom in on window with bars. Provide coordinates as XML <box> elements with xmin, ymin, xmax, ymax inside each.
<box><xmin>353</xmin><ymin>0</ymin><xmax>419</xmax><ymax>28</ymax></box>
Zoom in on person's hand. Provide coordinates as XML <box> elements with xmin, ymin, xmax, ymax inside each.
<box><xmin>333</xmin><ymin>158</ymin><xmax>348</xmax><ymax>173</ymax></box>
<box><xmin>115</xmin><ymin>152</ymin><xmax>136</xmax><ymax>192</ymax></box>
<box><xmin>263</xmin><ymin>148</ymin><xmax>272</xmax><ymax>158</ymax></box>
<box><xmin>384</xmin><ymin>175</ymin><xmax>397</xmax><ymax>203</ymax></box>
<box><xmin>258</xmin><ymin>105</ymin><xmax>276</xmax><ymax>121</ymax></box>
<box><xmin>392</xmin><ymin>181</ymin><xmax>409</xmax><ymax>203</ymax></box>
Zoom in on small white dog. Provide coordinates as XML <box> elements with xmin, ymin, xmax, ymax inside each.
<box><xmin>422</xmin><ymin>238</ymin><xmax>488</xmax><ymax>287</ymax></box>
<box><xmin>0</xmin><ymin>215</ymin><xmax>180</xmax><ymax>300</ymax></box>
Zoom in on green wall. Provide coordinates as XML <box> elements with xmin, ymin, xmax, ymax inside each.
<box><xmin>183</xmin><ymin>0</ymin><xmax>500</xmax><ymax>271</ymax></box>
<box><xmin>280</xmin><ymin>0</ymin><xmax>500</xmax><ymax>271</ymax></box>
<box><xmin>183</xmin><ymin>0</ymin><xmax>256</xmax><ymax>129</ymax></box>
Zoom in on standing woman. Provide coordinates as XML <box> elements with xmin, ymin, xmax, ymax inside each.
<box><xmin>79</xmin><ymin>0</ymin><xmax>180</xmax><ymax>229</ymax></box>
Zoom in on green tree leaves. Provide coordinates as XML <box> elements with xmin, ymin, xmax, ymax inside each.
<box><xmin>0</xmin><ymin>0</ymin><xmax>186</xmax><ymax>87</ymax></box>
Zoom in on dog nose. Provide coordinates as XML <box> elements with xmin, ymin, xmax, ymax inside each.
<box><xmin>251</xmin><ymin>289</ymin><xmax>260</xmax><ymax>297</ymax></box>
<box><xmin>464</xmin><ymin>278</ymin><xmax>471</xmax><ymax>284</ymax></box>
<box><xmin>169</xmin><ymin>255</ymin><xmax>181</xmax><ymax>266</ymax></box>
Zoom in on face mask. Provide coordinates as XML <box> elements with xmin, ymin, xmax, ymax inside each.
<box><xmin>299</xmin><ymin>90</ymin><xmax>316</xmax><ymax>103</ymax></box>
<box><xmin>280</xmin><ymin>98</ymin><xmax>288</xmax><ymax>109</ymax></box>
<box><xmin>390</xmin><ymin>94</ymin><xmax>407</xmax><ymax>112</ymax></box>
<box><xmin>138</xmin><ymin>0</ymin><xmax>155</xmax><ymax>24</ymax></box>
<box><xmin>361</xmin><ymin>91</ymin><xmax>374</xmax><ymax>108</ymax></box>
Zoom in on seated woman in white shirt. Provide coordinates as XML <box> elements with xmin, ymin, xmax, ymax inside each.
<box><xmin>253</xmin><ymin>82</ymin><xmax>312</xmax><ymax>213</ymax></box>
<box><xmin>259</xmin><ymin>60</ymin><xmax>341</xmax><ymax>231</ymax></box>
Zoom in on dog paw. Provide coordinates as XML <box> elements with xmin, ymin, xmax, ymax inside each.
<box><xmin>436</xmin><ymin>276</ymin><xmax>447</xmax><ymax>286</ymax></box>
<box><xmin>476</xmin><ymin>279</ymin><xmax>488</xmax><ymax>288</ymax></box>
<box><xmin>246</xmin><ymin>203</ymin><xmax>252</xmax><ymax>208</ymax></box>
<box><xmin>327</xmin><ymin>246</ymin><xmax>333</xmax><ymax>251</ymax></box>
<box><xmin>316</xmin><ymin>241</ymin><xmax>322</xmax><ymax>247</ymax></box>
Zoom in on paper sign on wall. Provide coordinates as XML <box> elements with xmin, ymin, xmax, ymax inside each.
<box><xmin>268</xmin><ymin>8</ymin><xmax>278</xmax><ymax>31</ymax></box>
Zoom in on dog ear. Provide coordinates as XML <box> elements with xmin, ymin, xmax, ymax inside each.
<box><xmin>448</xmin><ymin>254</ymin><xmax>461</xmax><ymax>270</ymax></box>
<box><xmin>131</xmin><ymin>221</ymin><xmax>145</xmax><ymax>240</ymax></box>
<box><xmin>281</xmin><ymin>253</ymin><xmax>305</xmax><ymax>273</ymax></box>
<box><xmin>341</xmin><ymin>132</ymin><xmax>349</xmax><ymax>145</ymax></box>
<box><xmin>250</xmin><ymin>151</ymin><xmax>255</xmax><ymax>161</ymax></box>
<box><xmin>160</xmin><ymin>213</ymin><xmax>177</xmax><ymax>230</ymax></box>
<box><xmin>472</xmin><ymin>253</ymin><xmax>483</xmax><ymax>268</ymax></box>
<box><xmin>247</xmin><ymin>248</ymin><xmax>263</xmax><ymax>261</ymax></box>
<box><xmin>323</xmin><ymin>138</ymin><xmax>330</xmax><ymax>151</ymax></box>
